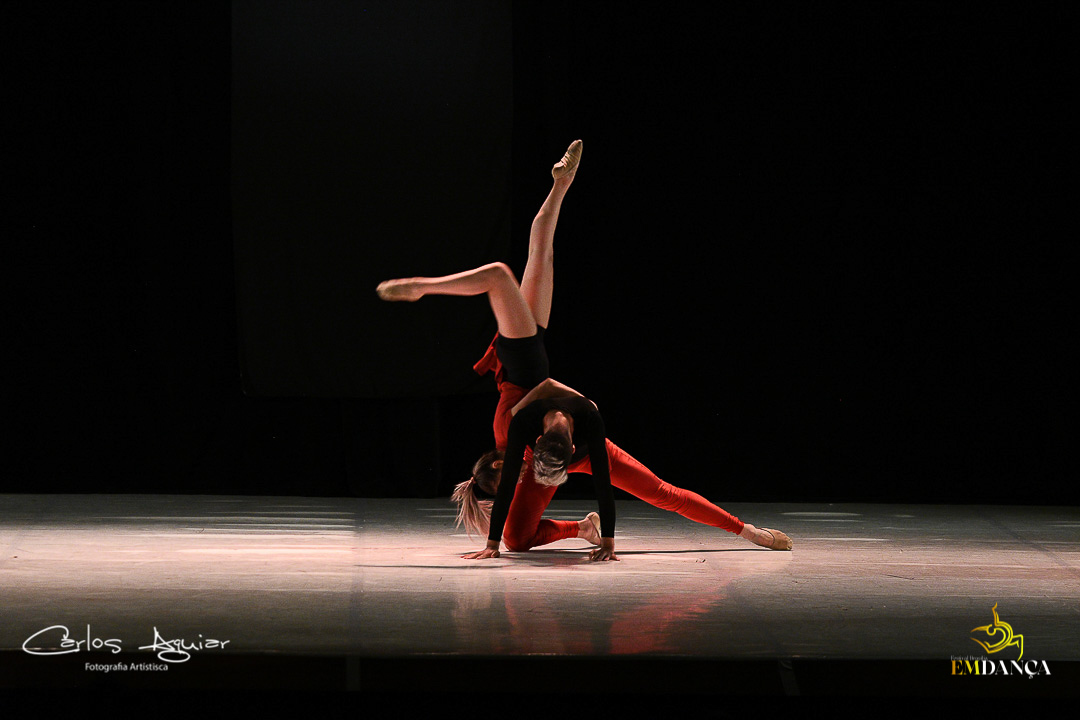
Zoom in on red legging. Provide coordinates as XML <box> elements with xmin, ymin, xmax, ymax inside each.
<box><xmin>502</xmin><ymin>439</ymin><xmax>745</xmax><ymax>552</ymax></box>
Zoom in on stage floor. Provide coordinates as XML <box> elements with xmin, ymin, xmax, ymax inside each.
<box><xmin>2</xmin><ymin>494</ymin><xmax>1077</xmax><ymax>696</ymax></box>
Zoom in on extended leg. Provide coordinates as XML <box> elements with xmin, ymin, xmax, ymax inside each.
<box><xmin>738</xmin><ymin>523</ymin><xmax>793</xmax><ymax>550</ymax></box>
<box><xmin>377</xmin><ymin>261</ymin><xmax>537</xmax><ymax>339</ymax></box>
<box><xmin>570</xmin><ymin>440</ymin><xmax>793</xmax><ymax>550</ymax></box>
<box><xmin>519</xmin><ymin>140</ymin><xmax>581</xmax><ymax>328</ymax></box>
<box><xmin>603</xmin><ymin>441</ymin><xmax>746</xmax><ymax>534</ymax></box>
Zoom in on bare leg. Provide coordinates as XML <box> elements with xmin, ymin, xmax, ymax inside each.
<box><xmin>377</xmin><ymin>141</ymin><xmax>581</xmax><ymax>336</ymax></box>
<box><xmin>520</xmin><ymin>140</ymin><xmax>582</xmax><ymax>328</ymax></box>
<box><xmin>377</xmin><ymin>262</ymin><xmax>537</xmax><ymax>339</ymax></box>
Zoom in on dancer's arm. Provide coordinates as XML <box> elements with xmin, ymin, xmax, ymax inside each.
<box><xmin>582</xmin><ymin>408</ymin><xmax>618</xmax><ymax>562</ymax></box>
<box><xmin>511</xmin><ymin>378</ymin><xmax>593</xmax><ymax>416</ymax></box>
<box><xmin>461</xmin><ymin>419</ymin><xmax>529</xmax><ymax>560</ymax></box>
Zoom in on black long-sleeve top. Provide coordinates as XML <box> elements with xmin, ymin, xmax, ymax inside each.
<box><xmin>487</xmin><ymin>396</ymin><xmax>615</xmax><ymax>544</ymax></box>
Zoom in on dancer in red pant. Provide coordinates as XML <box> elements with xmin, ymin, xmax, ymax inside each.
<box><xmin>378</xmin><ymin>140</ymin><xmax>792</xmax><ymax>560</ymax></box>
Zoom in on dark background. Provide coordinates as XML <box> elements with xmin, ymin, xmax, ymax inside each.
<box><xmin>5</xmin><ymin>1</ymin><xmax>1071</xmax><ymax>505</ymax></box>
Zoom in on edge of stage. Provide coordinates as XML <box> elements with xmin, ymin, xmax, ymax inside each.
<box><xmin>1</xmin><ymin>494</ymin><xmax>1077</xmax><ymax>697</ymax></box>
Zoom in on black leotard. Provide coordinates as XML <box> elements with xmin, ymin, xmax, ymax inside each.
<box><xmin>494</xmin><ymin>327</ymin><xmax>549</xmax><ymax>388</ymax></box>
<box><xmin>487</xmin><ymin>395</ymin><xmax>615</xmax><ymax>544</ymax></box>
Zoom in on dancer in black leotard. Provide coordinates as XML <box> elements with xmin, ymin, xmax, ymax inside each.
<box><xmin>378</xmin><ymin>140</ymin><xmax>792</xmax><ymax>561</ymax></box>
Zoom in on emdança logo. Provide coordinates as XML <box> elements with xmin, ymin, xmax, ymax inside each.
<box><xmin>951</xmin><ymin>604</ymin><xmax>1050</xmax><ymax>678</ymax></box>
<box><xmin>971</xmin><ymin>602</ymin><xmax>1023</xmax><ymax>659</ymax></box>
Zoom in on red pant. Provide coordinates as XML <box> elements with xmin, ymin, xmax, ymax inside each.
<box><xmin>502</xmin><ymin>439</ymin><xmax>745</xmax><ymax>551</ymax></box>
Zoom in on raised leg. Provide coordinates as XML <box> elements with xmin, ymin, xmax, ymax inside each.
<box><xmin>519</xmin><ymin>140</ymin><xmax>581</xmax><ymax>328</ymax></box>
<box><xmin>377</xmin><ymin>140</ymin><xmax>581</xmax><ymax>337</ymax></box>
<box><xmin>377</xmin><ymin>261</ymin><xmax>537</xmax><ymax>339</ymax></box>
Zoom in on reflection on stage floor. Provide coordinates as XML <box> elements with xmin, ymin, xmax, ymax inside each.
<box><xmin>2</xmin><ymin>494</ymin><xmax>1077</xmax><ymax>695</ymax></box>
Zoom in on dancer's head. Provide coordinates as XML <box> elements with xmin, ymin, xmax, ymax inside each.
<box><xmin>533</xmin><ymin>428</ymin><xmax>573</xmax><ymax>487</ymax></box>
<box><xmin>451</xmin><ymin>450</ymin><xmax>504</xmax><ymax>537</ymax></box>
<box><xmin>471</xmin><ymin>450</ymin><xmax>504</xmax><ymax>494</ymax></box>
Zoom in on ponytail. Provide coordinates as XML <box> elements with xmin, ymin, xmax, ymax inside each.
<box><xmin>451</xmin><ymin>477</ymin><xmax>492</xmax><ymax>538</ymax></box>
<box><xmin>450</xmin><ymin>449</ymin><xmax>504</xmax><ymax>537</ymax></box>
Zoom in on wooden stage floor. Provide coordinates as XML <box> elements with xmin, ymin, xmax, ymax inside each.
<box><xmin>1</xmin><ymin>494</ymin><xmax>1077</xmax><ymax>698</ymax></box>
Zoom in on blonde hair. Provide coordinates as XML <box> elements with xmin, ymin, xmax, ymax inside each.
<box><xmin>450</xmin><ymin>450</ymin><xmax>505</xmax><ymax>536</ymax></box>
<box><xmin>451</xmin><ymin>477</ymin><xmax>492</xmax><ymax>537</ymax></box>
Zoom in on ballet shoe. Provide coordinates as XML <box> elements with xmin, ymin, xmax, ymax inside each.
<box><xmin>376</xmin><ymin>279</ymin><xmax>422</xmax><ymax>302</ymax></box>
<box><xmin>761</xmin><ymin>528</ymin><xmax>793</xmax><ymax>551</ymax></box>
<box><xmin>582</xmin><ymin>512</ymin><xmax>601</xmax><ymax>546</ymax></box>
<box><xmin>552</xmin><ymin>139</ymin><xmax>582</xmax><ymax>179</ymax></box>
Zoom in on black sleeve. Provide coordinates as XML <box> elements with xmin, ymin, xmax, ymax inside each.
<box><xmin>584</xmin><ymin>409</ymin><xmax>616</xmax><ymax>538</ymax></box>
<box><xmin>486</xmin><ymin>406</ymin><xmax>536</xmax><ymax>544</ymax></box>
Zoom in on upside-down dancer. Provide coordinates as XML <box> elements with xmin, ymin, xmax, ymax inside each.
<box><xmin>377</xmin><ymin>139</ymin><xmax>792</xmax><ymax>560</ymax></box>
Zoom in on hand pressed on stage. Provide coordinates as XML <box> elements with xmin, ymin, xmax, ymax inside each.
<box><xmin>463</xmin><ymin>540</ymin><xmax>501</xmax><ymax>560</ymax></box>
<box><xmin>589</xmin><ymin>538</ymin><xmax>619</xmax><ymax>562</ymax></box>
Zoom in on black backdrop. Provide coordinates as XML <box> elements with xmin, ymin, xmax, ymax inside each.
<box><xmin>5</xmin><ymin>1</ymin><xmax>1071</xmax><ymax>505</ymax></box>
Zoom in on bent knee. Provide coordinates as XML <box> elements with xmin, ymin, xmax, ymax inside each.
<box><xmin>503</xmin><ymin>537</ymin><xmax>532</xmax><ymax>552</ymax></box>
<box><xmin>484</xmin><ymin>262</ymin><xmax>516</xmax><ymax>282</ymax></box>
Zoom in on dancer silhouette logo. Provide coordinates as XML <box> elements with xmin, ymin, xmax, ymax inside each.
<box><xmin>970</xmin><ymin>603</ymin><xmax>1023</xmax><ymax>659</ymax></box>
<box><xmin>950</xmin><ymin>604</ymin><xmax>1051</xmax><ymax>678</ymax></box>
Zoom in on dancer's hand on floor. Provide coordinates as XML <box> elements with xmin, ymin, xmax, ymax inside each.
<box><xmin>462</xmin><ymin>547</ymin><xmax>501</xmax><ymax>560</ymax></box>
<box><xmin>589</xmin><ymin>539</ymin><xmax>619</xmax><ymax>562</ymax></box>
